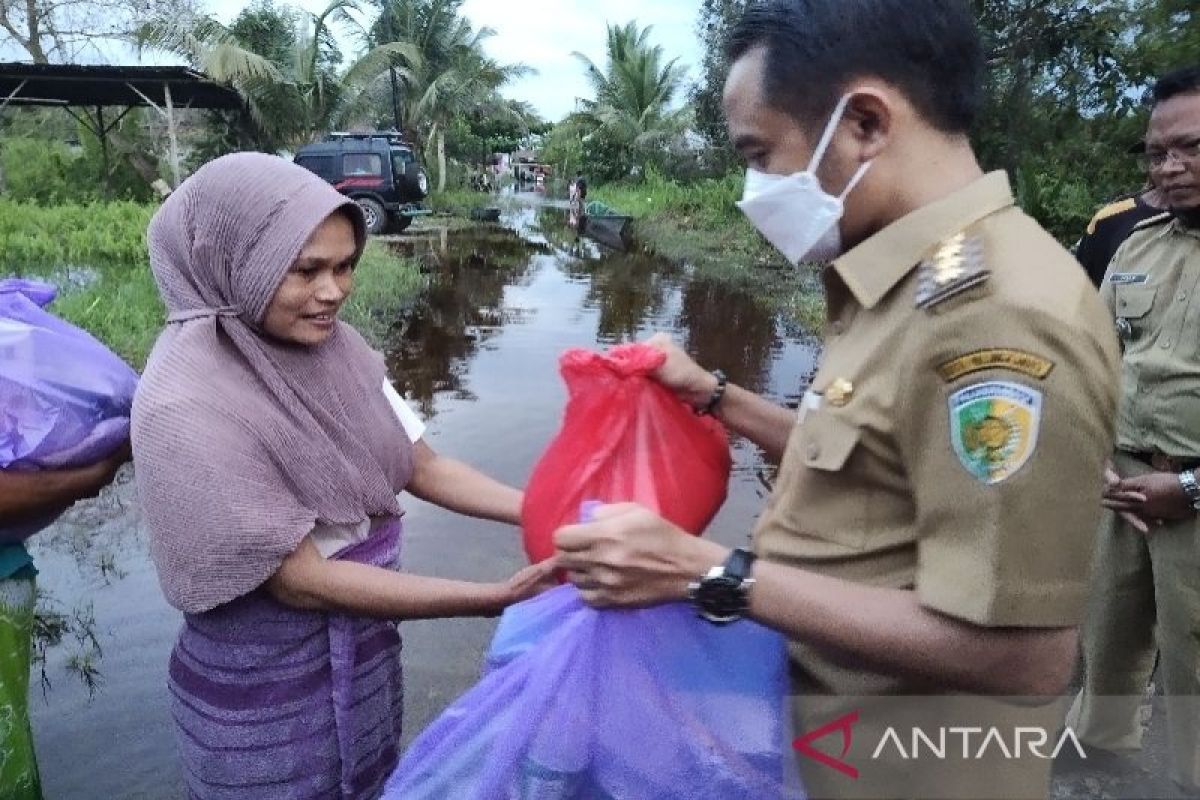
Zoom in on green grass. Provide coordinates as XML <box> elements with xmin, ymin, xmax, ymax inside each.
<box><xmin>342</xmin><ymin>241</ymin><xmax>427</xmax><ymax>345</ymax></box>
<box><xmin>426</xmin><ymin>188</ymin><xmax>490</xmax><ymax>215</ymax></box>
<box><xmin>591</xmin><ymin>171</ymin><xmax>745</xmax><ymax>227</ymax></box>
<box><xmin>0</xmin><ymin>200</ymin><xmax>155</xmax><ymax>266</ymax></box>
<box><xmin>591</xmin><ymin>172</ymin><xmax>827</xmax><ymax>330</ymax></box>
<box><xmin>0</xmin><ymin>199</ymin><xmax>425</xmax><ymax>367</ymax></box>
<box><xmin>51</xmin><ymin>265</ymin><xmax>166</xmax><ymax>367</ymax></box>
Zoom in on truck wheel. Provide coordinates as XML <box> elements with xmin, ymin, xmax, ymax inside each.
<box><xmin>356</xmin><ymin>197</ymin><xmax>386</xmax><ymax>235</ymax></box>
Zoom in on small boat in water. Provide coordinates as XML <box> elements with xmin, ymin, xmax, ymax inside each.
<box><xmin>578</xmin><ymin>201</ymin><xmax>634</xmax><ymax>250</ymax></box>
<box><xmin>470</xmin><ymin>207</ymin><xmax>502</xmax><ymax>222</ymax></box>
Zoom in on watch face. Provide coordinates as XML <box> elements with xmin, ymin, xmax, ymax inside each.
<box><xmin>697</xmin><ymin>576</ymin><xmax>747</xmax><ymax>622</ymax></box>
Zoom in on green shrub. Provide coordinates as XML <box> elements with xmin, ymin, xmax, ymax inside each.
<box><xmin>1</xmin><ymin>138</ymin><xmax>79</xmax><ymax>205</ymax></box>
<box><xmin>0</xmin><ymin>200</ymin><xmax>424</xmax><ymax>366</ymax></box>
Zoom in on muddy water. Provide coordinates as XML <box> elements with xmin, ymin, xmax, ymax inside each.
<box><xmin>28</xmin><ymin>196</ymin><xmax>819</xmax><ymax>799</ymax></box>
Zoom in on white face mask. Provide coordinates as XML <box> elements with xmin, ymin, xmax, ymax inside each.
<box><xmin>736</xmin><ymin>94</ymin><xmax>872</xmax><ymax>265</ymax></box>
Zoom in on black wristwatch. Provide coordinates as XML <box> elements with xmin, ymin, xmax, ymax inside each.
<box><xmin>687</xmin><ymin>547</ymin><xmax>757</xmax><ymax>625</ymax></box>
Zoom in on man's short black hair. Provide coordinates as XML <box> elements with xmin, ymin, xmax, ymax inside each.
<box><xmin>726</xmin><ymin>0</ymin><xmax>985</xmax><ymax>134</ymax></box>
<box><xmin>1152</xmin><ymin>66</ymin><xmax>1200</xmax><ymax>106</ymax></box>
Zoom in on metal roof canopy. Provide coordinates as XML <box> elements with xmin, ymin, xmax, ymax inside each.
<box><xmin>0</xmin><ymin>63</ymin><xmax>242</xmax><ymax>190</ymax></box>
<box><xmin>0</xmin><ymin>63</ymin><xmax>241</xmax><ymax>110</ymax></box>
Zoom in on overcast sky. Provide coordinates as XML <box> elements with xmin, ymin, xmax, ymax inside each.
<box><xmin>201</xmin><ymin>0</ymin><xmax>705</xmax><ymax>122</ymax></box>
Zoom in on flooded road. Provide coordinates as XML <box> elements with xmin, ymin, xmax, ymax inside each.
<box><xmin>28</xmin><ymin>196</ymin><xmax>820</xmax><ymax>799</ymax></box>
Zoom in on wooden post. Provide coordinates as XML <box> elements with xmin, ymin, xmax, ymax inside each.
<box><xmin>96</xmin><ymin>106</ymin><xmax>111</xmax><ymax>198</ymax></box>
<box><xmin>164</xmin><ymin>82</ymin><xmax>181</xmax><ymax>188</ymax></box>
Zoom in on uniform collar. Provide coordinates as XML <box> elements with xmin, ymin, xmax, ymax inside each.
<box><xmin>831</xmin><ymin>171</ymin><xmax>1015</xmax><ymax>310</ymax></box>
<box><xmin>1168</xmin><ymin>214</ymin><xmax>1200</xmax><ymax>239</ymax></box>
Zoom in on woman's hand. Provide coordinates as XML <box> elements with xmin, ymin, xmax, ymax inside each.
<box><xmin>489</xmin><ymin>558</ymin><xmax>559</xmax><ymax>614</ymax></box>
<box><xmin>268</xmin><ymin>539</ymin><xmax>561</xmax><ymax>620</ymax></box>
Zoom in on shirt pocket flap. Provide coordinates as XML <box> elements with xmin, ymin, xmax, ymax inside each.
<box><xmin>802</xmin><ymin>413</ymin><xmax>861</xmax><ymax>472</ymax></box>
<box><xmin>1115</xmin><ymin>286</ymin><xmax>1156</xmax><ymax>319</ymax></box>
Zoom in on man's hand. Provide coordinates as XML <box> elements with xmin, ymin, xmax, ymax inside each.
<box><xmin>1109</xmin><ymin>471</ymin><xmax>1194</xmax><ymax>529</ymax></box>
<box><xmin>644</xmin><ymin>333</ymin><xmax>718</xmax><ymax>409</ymax></box>
<box><xmin>1102</xmin><ymin>462</ymin><xmax>1152</xmax><ymax>533</ymax></box>
<box><xmin>554</xmin><ymin>503</ymin><xmax>729</xmax><ymax>608</ymax></box>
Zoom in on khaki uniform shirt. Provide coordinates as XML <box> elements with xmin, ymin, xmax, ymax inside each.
<box><xmin>753</xmin><ymin>172</ymin><xmax>1120</xmax><ymax>797</ymax></box>
<box><xmin>1099</xmin><ymin>214</ymin><xmax>1200</xmax><ymax>454</ymax></box>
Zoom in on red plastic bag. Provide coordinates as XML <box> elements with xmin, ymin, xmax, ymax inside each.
<box><xmin>521</xmin><ymin>343</ymin><xmax>732</xmax><ymax>564</ymax></box>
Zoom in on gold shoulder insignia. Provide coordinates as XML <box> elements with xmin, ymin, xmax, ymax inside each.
<box><xmin>914</xmin><ymin>233</ymin><xmax>990</xmax><ymax>311</ymax></box>
<box><xmin>1086</xmin><ymin>198</ymin><xmax>1137</xmax><ymax>235</ymax></box>
<box><xmin>1132</xmin><ymin>212</ymin><xmax>1173</xmax><ymax>232</ymax></box>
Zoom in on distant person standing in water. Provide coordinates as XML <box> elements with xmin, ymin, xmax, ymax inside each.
<box><xmin>570</xmin><ymin>172</ymin><xmax>588</xmax><ymax>209</ymax></box>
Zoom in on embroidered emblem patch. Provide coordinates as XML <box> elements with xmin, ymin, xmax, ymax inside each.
<box><xmin>1108</xmin><ymin>273</ymin><xmax>1148</xmax><ymax>285</ymax></box>
<box><xmin>937</xmin><ymin>349</ymin><xmax>1055</xmax><ymax>382</ymax></box>
<box><xmin>949</xmin><ymin>381</ymin><xmax>1042</xmax><ymax>484</ymax></box>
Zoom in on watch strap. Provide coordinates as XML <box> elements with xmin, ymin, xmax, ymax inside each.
<box><xmin>1180</xmin><ymin>470</ymin><xmax>1200</xmax><ymax>510</ymax></box>
<box><xmin>724</xmin><ymin>547</ymin><xmax>757</xmax><ymax>581</ymax></box>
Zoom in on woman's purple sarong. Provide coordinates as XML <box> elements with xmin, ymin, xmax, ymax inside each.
<box><xmin>169</xmin><ymin>519</ymin><xmax>404</xmax><ymax>800</ymax></box>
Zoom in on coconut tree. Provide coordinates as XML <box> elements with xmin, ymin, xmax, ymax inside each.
<box><xmin>572</xmin><ymin>21</ymin><xmax>691</xmax><ymax>174</ymax></box>
<box><xmin>412</xmin><ymin>48</ymin><xmax>532</xmax><ymax>190</ymax></box>
<box><xmin>364</xmin><ymin>0</ymin><xmax>532</xmax><ymax>189</ymax></box>
<box><xmin>136</xmin><ymin>0</ymin><xmax>420</xmax><ymax>149</ymax></box>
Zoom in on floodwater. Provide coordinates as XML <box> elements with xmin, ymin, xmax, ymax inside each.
<box><xmin>27</xmin><ymin>195</ymin><xmax>820</xmax><ymax>799</ymax></box>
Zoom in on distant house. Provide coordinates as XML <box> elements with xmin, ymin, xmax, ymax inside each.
<box><xmin>509</xmin><ymin>148</ymin><xmax>551</xmax><ymax>183</ymax></box>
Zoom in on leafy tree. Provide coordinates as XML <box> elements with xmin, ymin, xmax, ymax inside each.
<box><xmin>365</xmin><ymin>0</ymin><xmax>531</xmax><ymax>189</ymax></box>
<box><xmin>970</xmin><ymin>0</ymin><xmax>1150</xmax><ymax>239</ymax></box>
<box><xmin>689</xmin><ymin>0</ymin><xmax>748</xmax><ymax>170</ymax></box>
<box><xmin>138</xmin><ymin>0</ymin><xmax>418</xmax><ymax>150</ymax></box>
<box><xmin>1128</xmin><ymin>0</ymin><xmax>1199</xmax><ymax>80</ymax></box>
<box><xmin>571</xmin><ymin>21</ymin><xmax>691</xmax><ymax>180</ymax></box>
<box><xmin>0</xmin><ymin>0</ymin><xmax>196</xmax><ymax>63</ymax></box>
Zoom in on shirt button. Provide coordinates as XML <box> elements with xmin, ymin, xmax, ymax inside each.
<box><xmin>1162</xmin><ymin>340</ymin><xmax>1172</xmax><ymax>349</ymax></box>
<box><xmin>807</xmin><ymin>443</ymin><xmax>821</xmax><ymax>460</ymax></box>
<box><xmin>1179</xmin><ymin>293</ymin><xmax>1188</xmax><ymax>303</ymax></box>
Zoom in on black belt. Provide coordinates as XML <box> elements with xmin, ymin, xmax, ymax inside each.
<box><xmin>1121</xmin><ymin>451</ymin><xmax>1200</xmax><ymax>473</ymax></box>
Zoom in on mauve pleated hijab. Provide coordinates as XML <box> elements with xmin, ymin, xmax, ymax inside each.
<box><xmin>133</xmin><ymin>153</ymin><xmax>413</xmax><ymax>614</ymax></box>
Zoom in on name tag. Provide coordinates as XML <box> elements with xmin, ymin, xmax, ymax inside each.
<box><xmin>1109</xmin><ymin>273</ymin><xmax>1148</xmax><ymax>285</ymax></box>
<box><xmin>797</xmin><ymin>389</ymin><xmax>823</xmax><ymax>424</ymax></box>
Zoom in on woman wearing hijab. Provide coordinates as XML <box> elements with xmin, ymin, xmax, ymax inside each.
<box><xmin>132</xmin><ymin>153</ymin><xmax>554</xmax><ymax>799</ymax></box>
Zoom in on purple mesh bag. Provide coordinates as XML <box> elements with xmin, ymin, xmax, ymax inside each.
<box><xmin>0</xmin><ymin>278</ymin><xmax>138</xmax><ymax>542</ymax></box>
<box><xmin>383</xmin><ymin>583</ymin><xmax>804</xmax><ymax>799</ymax></box>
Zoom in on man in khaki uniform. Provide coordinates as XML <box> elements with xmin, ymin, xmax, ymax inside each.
<box><xmin>553</xmin><ymin>1</ymin><xmax>1120</xmax><ymax>798</ymax></box>
<box><xmin>1068</xmin><ymin>65</ymin><xmax>1200</xmax><ymax>795</ymax></box>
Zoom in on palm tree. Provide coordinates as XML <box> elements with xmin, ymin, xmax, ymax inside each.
<box><xmin>572</xmin><ymin>21</ymin><xmax>691</xmax><ymax>173</ymax></box>
<box><xmin>137</xmin><ymin>0</ymin><xmax>419</xmax><ymax>149</ymax></box>
<box><xmin>366</xmin><ymin>0</ymin><xmax>532</xmax><ymax>190</ymax></box>
<box><xmin>413</xmin><ymin>48</ymin><xmax>532</xmax><ymax>190</ymax></box>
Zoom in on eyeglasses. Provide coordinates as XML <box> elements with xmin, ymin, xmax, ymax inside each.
<box><xmin>1140</xmin><ymin>136</ymin><xmax>1200</xmax><ymax>171</ymax></box>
